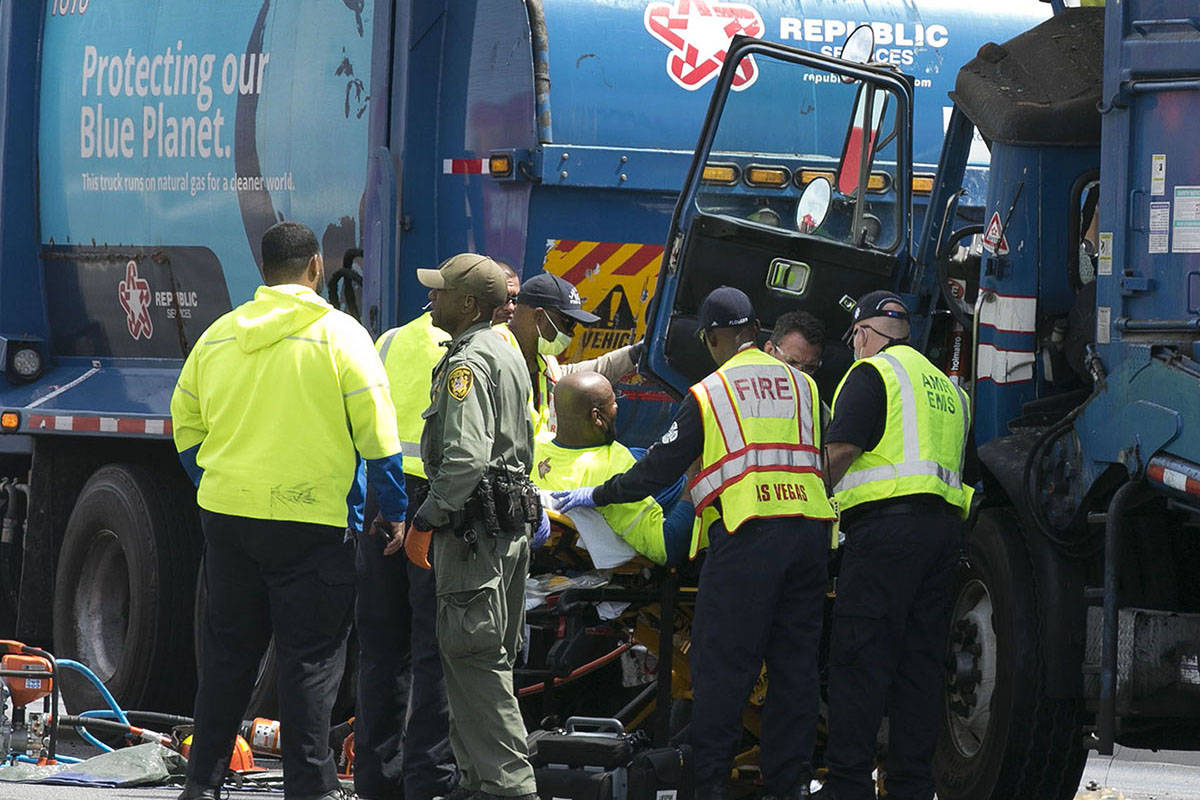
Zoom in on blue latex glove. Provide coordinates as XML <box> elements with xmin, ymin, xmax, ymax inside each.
<box><xmin>551</xmin><ymin>487</ymin><xmax>597</xmax><ymax>513</ymax></box>
<box><xmin>532</xmin><ymin>509</ymin><xmax>550</xmax><ymax>548</ymax></box>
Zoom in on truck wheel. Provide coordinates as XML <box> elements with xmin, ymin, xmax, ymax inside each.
<box><xmin>53</xmin><ymin>464</ymin><xmax>200</xmax><ymax>714</ymax></box>
<box><xmin>933</xmin><ymin>508</ymin><xmax>1086</xmax><ymax>800</ymax></box>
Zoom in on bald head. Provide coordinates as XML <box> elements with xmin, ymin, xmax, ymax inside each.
<box><xmin>553</xmin><ymin>371</ymin><xmax>618</xmax><ymax>447</ymax></box>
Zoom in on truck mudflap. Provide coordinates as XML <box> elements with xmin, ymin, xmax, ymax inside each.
<box><xmin>1084</xmin><ymin>607</ymin><xmax>1200</xmax><ymax>719</ymax></box>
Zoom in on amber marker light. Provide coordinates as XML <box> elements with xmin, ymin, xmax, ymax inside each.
<box><xmin>488</xmin><ymin>154</ymin><xmax>513</xmax><ymax>177</ymax></box>
<box><xmin>0</xmin><ymin>412</ymin><xmax>19</xmax><ymax>432</ymax></box>
<box><xmin>797</xmin><ymin>169</ymin><xmax>836</xmax><ymax>187</ymax></box>
<box><xmin>745</xmin><ymin>165</ymin><xmax>790</xmax><ymax>188</ymax></box>
<box><xmin>701</xmin><ymin>163</ymin><xmax>739</xmax><ymax>184</ymax></box>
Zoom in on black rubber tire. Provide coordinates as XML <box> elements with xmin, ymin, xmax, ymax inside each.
<box><xmin>193</xmin><ymin>554</ymin><xmax>358</xmax><ymax>723</ymax></box>
<box><xmin>933</xmin><ymin>508</ymin><xmax>1087</xmax><ymax>800</ymax></box>
<box><xmin>52</xmin><ymin>464</ymin><xmax>200</xmax><ymax>714</ymax></box>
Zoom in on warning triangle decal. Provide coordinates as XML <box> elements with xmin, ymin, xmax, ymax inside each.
<box><xmin>982</xmin><ymin>211</ymin><xmax>1010</xmax><ymax>256</ymax></box>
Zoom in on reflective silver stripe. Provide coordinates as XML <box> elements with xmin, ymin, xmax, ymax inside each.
<box><xmin>176</xmin><ymin>386</ymin><xmax>198</xmax><ymax>400</ymax></box>
<box><xmin>833</xmin><ymin>460</ymin><xmax>963</xmax><ymax>494</ymax></box>
<box><xmin>378</xmin><ymin>328</ymin><xmax>400</xmax><ymax>362</ymax></box>
<box><xmin>783</xmin><ymin>363</ymin><xmax>816</xmax><ymax>447</ymax></box>
<box><xmin>344</xmin><ymin>382</ymin><xmax>386</xmax><ymax>398</ymax></box>
<box><xmin>286</xmin><ymin>335</ymin><xmax>328</xmax><ymax>344</ymax></box>
<box><xmin>400</xmin><ymin>441</ymin><xmax>421</xmax><ymax>458</ymax></box>
<box><xmin>690</xmin><ymin>446</ymin><xmax>823</xmax><ymax>506</ymax></box>
<box><xmin>204</xmin><ymin>336</ymin><xmax>235</xmax><ymax>345</ymax></box>
<box><xmin>956</xmin><ymin>384</ymin><xmax>971</xmax><ymax>473</ymax></box>
<box><xmin>878</xmin><ymin>352</ymin><xmax>921</xmax><ymax>463</ymax></box>
<box><xmin>700</xmin><ymin>375</ymin><xmax>746</xmax><ymax>451</ymax></box>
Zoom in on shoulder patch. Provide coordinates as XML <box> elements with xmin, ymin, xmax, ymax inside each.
<box><xmin>447</xmin><ymin>365</ymin><xmax>474</xmax><ymax>401</ymax></box>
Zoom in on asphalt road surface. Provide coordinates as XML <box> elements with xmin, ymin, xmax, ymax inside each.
<box><xmin>0</xmin><ymin>747</ymin><xmax>1198</xmax><ymax>799</ymax></box>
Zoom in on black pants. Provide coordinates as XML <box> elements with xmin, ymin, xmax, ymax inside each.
<box><xmin>689</xmin><ymin>516</ymin><xmax>829</xmax><ymax>794</ymax></box>
<box><xmin>354</xmin><ymin>477</ymin><xmax>455</xmax><ymax>800</ymax></box>
<box><xmin>188</xmin><ymin>511</ymin><xmax>355</xmax><ymax>799</ymax></box>
<box><xmin>825</xmin><ymin>509</ymin><xmax>961</xmax><ymax>800</ymax></box>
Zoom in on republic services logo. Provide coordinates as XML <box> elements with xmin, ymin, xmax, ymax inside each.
<box><xmin>644</xmin><ymin>0</ymin><xmax>764</xmax><ymax>92</ymax></box>
<box><xmin>118</xmin><ymin>260</ymin><xmax>153</xmax><ymax>340</ymax></box>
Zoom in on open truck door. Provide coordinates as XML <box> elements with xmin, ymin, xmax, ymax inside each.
<box><xmin>643</xmin><ymin>35</ymin><xmax>914</xmax><ymax>394</ymax></box>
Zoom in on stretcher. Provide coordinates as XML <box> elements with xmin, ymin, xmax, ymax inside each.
<box><xmin>516</xmin><ymin>511</ymin><xmax>819</xmax><ymax>788</ymax></box>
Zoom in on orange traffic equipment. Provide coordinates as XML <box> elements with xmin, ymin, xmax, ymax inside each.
<box><xmin>181</xmin><ymin>733</ymin><xmax>260</xmax><ymax>772</ymax></box>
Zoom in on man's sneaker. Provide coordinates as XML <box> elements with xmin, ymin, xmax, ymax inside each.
<box><xmin>315</xmin><ymin>788</ymin><xmax>358</xmax><ymax>800</ymax></box>
<box><xmin>435</xmin><ymin>787</ymin><xmax>477</xmax><ymax>800</ymax></box>
<box><xmin>176</xmin><ymin>782</ymin><xmax>221</xmax><ymax>800</ymax></box>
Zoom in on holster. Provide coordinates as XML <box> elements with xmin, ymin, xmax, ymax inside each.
<box><xmin>462</xmin><ymin>470</ymin><xmax>542</xmax><ymax>538</ymax></box>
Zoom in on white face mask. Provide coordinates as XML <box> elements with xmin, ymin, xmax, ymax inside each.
<box><xmin>537</xmin><ymin>310</ymin><xmax>572</xmax><ymax>356</ymax></box>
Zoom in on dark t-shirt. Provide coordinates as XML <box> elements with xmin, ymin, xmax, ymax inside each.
<box><xmin>825</xmin><ymin>359</ymin><xmax>887</xmax><ymax>451</ymax></box>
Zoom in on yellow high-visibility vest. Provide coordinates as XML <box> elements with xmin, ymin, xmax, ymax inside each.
<box><xmin>688</xmin><ymin>347</ymin><xmax>834</xmax><ymax>557</ymax></box>
<box><xmin>376</xmin><ymin>313</ymin><xmax>449</xmax><ymax>478</ymax></box>
<box><xmin>532</xmin><ymin>435</ymin><xmax>667</xmax><ymax>565</ymax></box>
<box><xmin>831</xmin><ymin>345</ymin><xmax>972</xmax><ymax>517</ymax></box>
<box><xmin>492</xmin><ymin>322</ymin><xmax>557</xmax><ymax>435</ymax></box>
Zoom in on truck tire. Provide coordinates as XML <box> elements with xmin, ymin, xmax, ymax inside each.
<box><xmin>52</xmin><ymin>464</ymin><xmax>200</xmax><ymax>714</ymax></box>
<box><xmin>933</xmin><ymin>508</ymin><xmax>1086</xmax><ymax>800</ymax></box>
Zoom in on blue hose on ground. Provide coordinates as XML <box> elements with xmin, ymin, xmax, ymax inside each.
<box><xmin>53</xmin><ymin>660</ymin><xmax>130</xmax><ymax>726</ymax></box>
<box><xmin>13</xmin><ymin>753</ymin><xmax>82</xmax><ymax>764</ymax></box>
<box><xmin>53</xmin><ymin>659</ymin><xmax>131</xmax><ymax>753</ymax></box>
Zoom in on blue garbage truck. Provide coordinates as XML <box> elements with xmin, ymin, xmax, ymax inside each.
<box><xmin>641</xmin><ymin>1</ymin><xmax>1200</xmax><ymax>798</ymax></box>
<box><xmin>0</xmin><ymin>0</ymin><xmax>1044</xmax><ymax>753</ymax></box>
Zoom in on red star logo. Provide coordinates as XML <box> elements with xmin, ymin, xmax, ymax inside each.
<box><xmin>644</xmin><ymin>0</ymin><xmax>764</xmax><ymax>91</ymax></box>
<box><xmin>118</xmin><ymin>260</ymin><xmax>153</xmax><ymax>340</ymax></box>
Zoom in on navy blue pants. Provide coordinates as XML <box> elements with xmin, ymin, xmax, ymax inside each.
<box><xmin>190</xmin><ymin>511</ymin><xmax>353</xmax><ymax>799</ymax></box>
<box><xmin>825</xmin><ymin>509</ymin><xmax>961</xmax><ymax>800</ymax></box>
<box><xmin>689</xmin><ymin>516</ymin><xmax>830</xmax><ymax>794</ymax></box>
<box><xmin>353</xmin><ymin>477</ymin><xmax>455</xmax><ymax>800</ymax></box>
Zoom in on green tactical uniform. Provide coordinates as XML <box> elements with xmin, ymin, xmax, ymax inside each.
<box><xmin>415</xmin><ymin>318</ymin><xmax>537</xmax><ymax>798</ymax></box>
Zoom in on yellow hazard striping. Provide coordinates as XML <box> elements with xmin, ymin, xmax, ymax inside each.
<box><xmin>542</xmin><ymin>239</ymin><xmax>664</xmax><ymax>365</ymax></box>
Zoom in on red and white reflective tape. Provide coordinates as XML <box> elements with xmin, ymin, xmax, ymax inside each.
<box><xmin>976</xmin><ymin>343</ymin><xmax>1035</xmax><ymax>384</ymax></box>
<box><xmin>26</xmin><ymin>414</ymin><xmax>172</xmax><ymax>436</ymax></box>
<box><xmin>1148</xmin><ymin>457</ymin><xmax>1200</xmax><ymax>498</ymax></box>
<box><xmin>442</xmin><ymin>158</ymin><xmax>489</xmax><ymax>175</ymax></box>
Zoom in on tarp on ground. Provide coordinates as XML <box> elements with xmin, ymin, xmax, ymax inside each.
<box><xmin>0</xmin><ymin>742</ymin><xmax>185</xmax><ymax>787</ymax></box>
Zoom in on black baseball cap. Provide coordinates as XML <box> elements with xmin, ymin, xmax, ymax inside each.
<box><xmin>697</xmin><ymin>286</ymin><xmax>755</xmax><ymax>337</ymax></box>
<box><xmin>515</xmin><ymin>273</ymin><xmax>600</xmax><ymax>324</ymax></box>
<box><xmin>843</xmin><ymin>290</ymin><xmax>909</xmax><ymax>342</ymax></box>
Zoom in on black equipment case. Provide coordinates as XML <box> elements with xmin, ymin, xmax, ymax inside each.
<box><xmin>531</xmin><ymin>717</ymin><xmax>692</xmax><ymax>800</ymax></box>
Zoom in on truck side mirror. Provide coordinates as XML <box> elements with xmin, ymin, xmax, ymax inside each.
<box><xmin>836</xmin><ymin>85</ymin><xmax>889</xmax><ymax>197</ymax></box>
<box><xmin>839</xmin><ymin>24</ymin><xmax>875</xmax><ymax>79</ymax></box>
<box><xmin>796</xmin><ymin>176</ymin><xmax>832</xmax><ymax>233</ymax></box>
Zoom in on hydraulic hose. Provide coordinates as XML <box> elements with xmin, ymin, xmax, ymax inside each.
<box><xmin>54</xmin><ymin>660</ymin><xmax>130</xmax><ymax>726</ymax></box>
<box><xmin>82</xmin><ymin>709</ymin><xmax>193</xmax><ymax>729</ymax></box>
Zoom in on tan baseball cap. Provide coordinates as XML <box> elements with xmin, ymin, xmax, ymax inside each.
<box><xmin>416</xmin><ymin>253</ymin><xmax>508</xmax><ymax>307</ymax></box>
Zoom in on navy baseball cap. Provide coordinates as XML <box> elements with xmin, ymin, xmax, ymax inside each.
<box><xmin>697</xmin><ymin>286</ymin><xmax>755</xmax><ymax>337</ymax></box>
<box><xmin>843</xmin><ymin>290</ymin><xmax>909</xmax><ymax>342</ymax></box>
<box><xmin>516</xmin><ymin>273</ymin><xmax>600</xmax><ymax>324</ymax></box>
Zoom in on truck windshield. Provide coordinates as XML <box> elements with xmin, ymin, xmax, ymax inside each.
<box><xmin>695</xmin><ymin>54</ymin><xmax>903</xmax><ymax>252</ymax></box>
